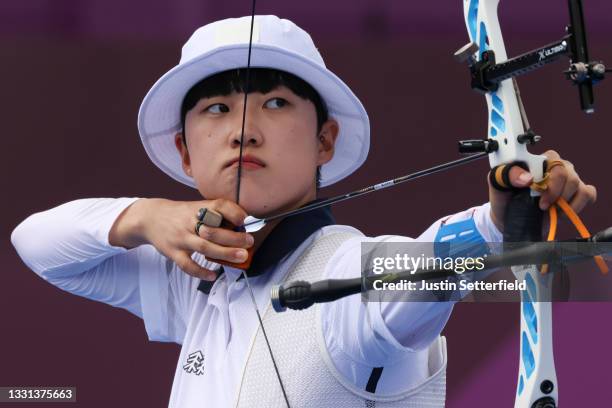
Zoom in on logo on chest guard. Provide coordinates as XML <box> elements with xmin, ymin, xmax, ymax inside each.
<box><xmin>183</xmin><ymin>350</ymin><xmax>205</xmax><ymax>376</ymax></box>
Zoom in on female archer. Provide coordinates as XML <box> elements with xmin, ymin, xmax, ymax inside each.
<box><xmin>11</xmin><ymin>15</ymin><xmax>596</xmax><ymax>407</ymax></box>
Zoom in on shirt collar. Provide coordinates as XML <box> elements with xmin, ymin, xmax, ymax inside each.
<box><xmin>198</xmin><ymin>201</ymin><xmax>335</xmax><ymax>294</ymax></box>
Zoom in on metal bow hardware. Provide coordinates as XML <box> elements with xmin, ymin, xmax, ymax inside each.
<box><xmin>200</xmin><ymin>1</ymin><xmax>608</xmax><ymax>407</ymax></box>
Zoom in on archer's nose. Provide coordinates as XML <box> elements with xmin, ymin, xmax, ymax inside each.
<box><xmin>230</xmin><ymin>106</ymin><xmax>263</xmax><ymax>148</ymax></box>
<box><xmin>231</xmin><ymin>130</ymin><xmax>261</xmax><ymax>148</ymax></box>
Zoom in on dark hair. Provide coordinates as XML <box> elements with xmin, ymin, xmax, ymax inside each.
<box><xmin>180</xmin><ymin>68</ymin><xmax>329</xmax><ymax>188</ymax></box>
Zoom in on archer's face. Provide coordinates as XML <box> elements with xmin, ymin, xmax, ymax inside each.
<box><xmin>176</xmin><ymin>85</ymin><xmax>338</xmax><ymax>217</ymax></box>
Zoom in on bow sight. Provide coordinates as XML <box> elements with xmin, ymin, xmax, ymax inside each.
<box><xmin>457</xmin><ymin>0</ymin><xmax>608</xmax><ymax>156</ymax></box>
<box><xmin>455</xmin><ymin>0</ymin><xmax>606</xmax><ymax>115</ymax></box>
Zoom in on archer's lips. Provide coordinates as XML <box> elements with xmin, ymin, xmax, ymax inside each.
<box><xmin>225</xmin><ymin>155</ymin><xmax>266</xmax><ymax>170</ymax></box>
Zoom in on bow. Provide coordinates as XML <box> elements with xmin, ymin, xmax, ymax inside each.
<box><xmin>462</xmin><ymin>0</ymin><xmax>558</xmax><ymax>404</ymax></box>
<box><xmin>458</xmin><ymin>1</ymin><xmax>609</xmax><ymax>406</ymax></box>
<box><xmin>461</xmin><ymin>0</ymin><xmax>556</xmax><ymax>406</ymax></box>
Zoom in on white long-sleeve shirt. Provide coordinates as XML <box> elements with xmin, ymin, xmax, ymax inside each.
<box><xmin>11</xmin><ymin>198</ymin><xmax>501</xmax><ymax>407</ymax></box>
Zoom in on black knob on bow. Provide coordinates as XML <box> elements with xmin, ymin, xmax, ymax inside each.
<box><xmin>458</xmin><ymin>139</ymin><xmax>499</xmax><ymax>154</ymax></box>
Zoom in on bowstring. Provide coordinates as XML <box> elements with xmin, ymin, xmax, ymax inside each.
<box><xmin>237</xmin><ymin>4</ymin><xmax>291</xmax><ymax>407</ymax></box>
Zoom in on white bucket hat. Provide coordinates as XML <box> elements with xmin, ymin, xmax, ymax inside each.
<box><xmin>137</xmin><ymin>15</ymin><xmax>370</xmax><ymax>188</ymax></box>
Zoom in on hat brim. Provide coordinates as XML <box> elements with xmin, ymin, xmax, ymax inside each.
<box><xmin>138</xmin><ymin>43</ymin><xmax>370</xmax><ymax>188</ymax></box>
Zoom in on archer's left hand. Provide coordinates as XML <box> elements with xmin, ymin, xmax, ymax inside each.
<box><xmin>489</xmin><ymin>150</ymin><xmax>597</xmax><ymax>232</ymax></box>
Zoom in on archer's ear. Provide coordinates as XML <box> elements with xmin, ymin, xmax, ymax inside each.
<box><xmin>317</xmin><ymin>119</ymin><xmax>339</xmax><ymax>166</ymax></box>
<box><xmin>174</xmin><ymin>133</ymin><xmax>192</xmax><ymax>177</ymax></box>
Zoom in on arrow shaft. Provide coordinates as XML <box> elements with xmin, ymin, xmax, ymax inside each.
<box><xmin>246</xmin><ymin>152</ymin><xmax>488</xmax><ymax>229</ymax></box>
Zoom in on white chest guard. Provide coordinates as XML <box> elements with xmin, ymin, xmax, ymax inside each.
<box><xmin>235</xmin><ymin>232</ymin><xmax>447</xmax><ymax>407</ymax></box>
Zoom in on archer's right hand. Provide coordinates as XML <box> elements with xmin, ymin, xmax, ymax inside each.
<box><xmin>109</xmin><ymin>198</ymin><xmax>254</xmax><ymax>281</ymax></box>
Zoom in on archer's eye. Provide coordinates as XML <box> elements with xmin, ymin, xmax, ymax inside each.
<box><xmin>205</xmin><ymin>103</ymin><xmax>229</xmax><ymax>114</ymax></box>
<box><xmin>264</xmin><ymin>98</ymin><xmax>288</xmax><ymax>109</ymax></box>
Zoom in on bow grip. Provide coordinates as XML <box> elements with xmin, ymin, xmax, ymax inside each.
<box><xmin>198</xmin><ymin>208</ymin><xmax>254</xmax><ymax>270</ymax></box>
<box><xmin>503</xmin><ymin>188</ymin><xmax>544</xmax><ymax>243</ymax></box>
<box><xmin>490</xmin><ymin>161</ymin><xmax>545</xmax><ymax>242</ymax></box>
